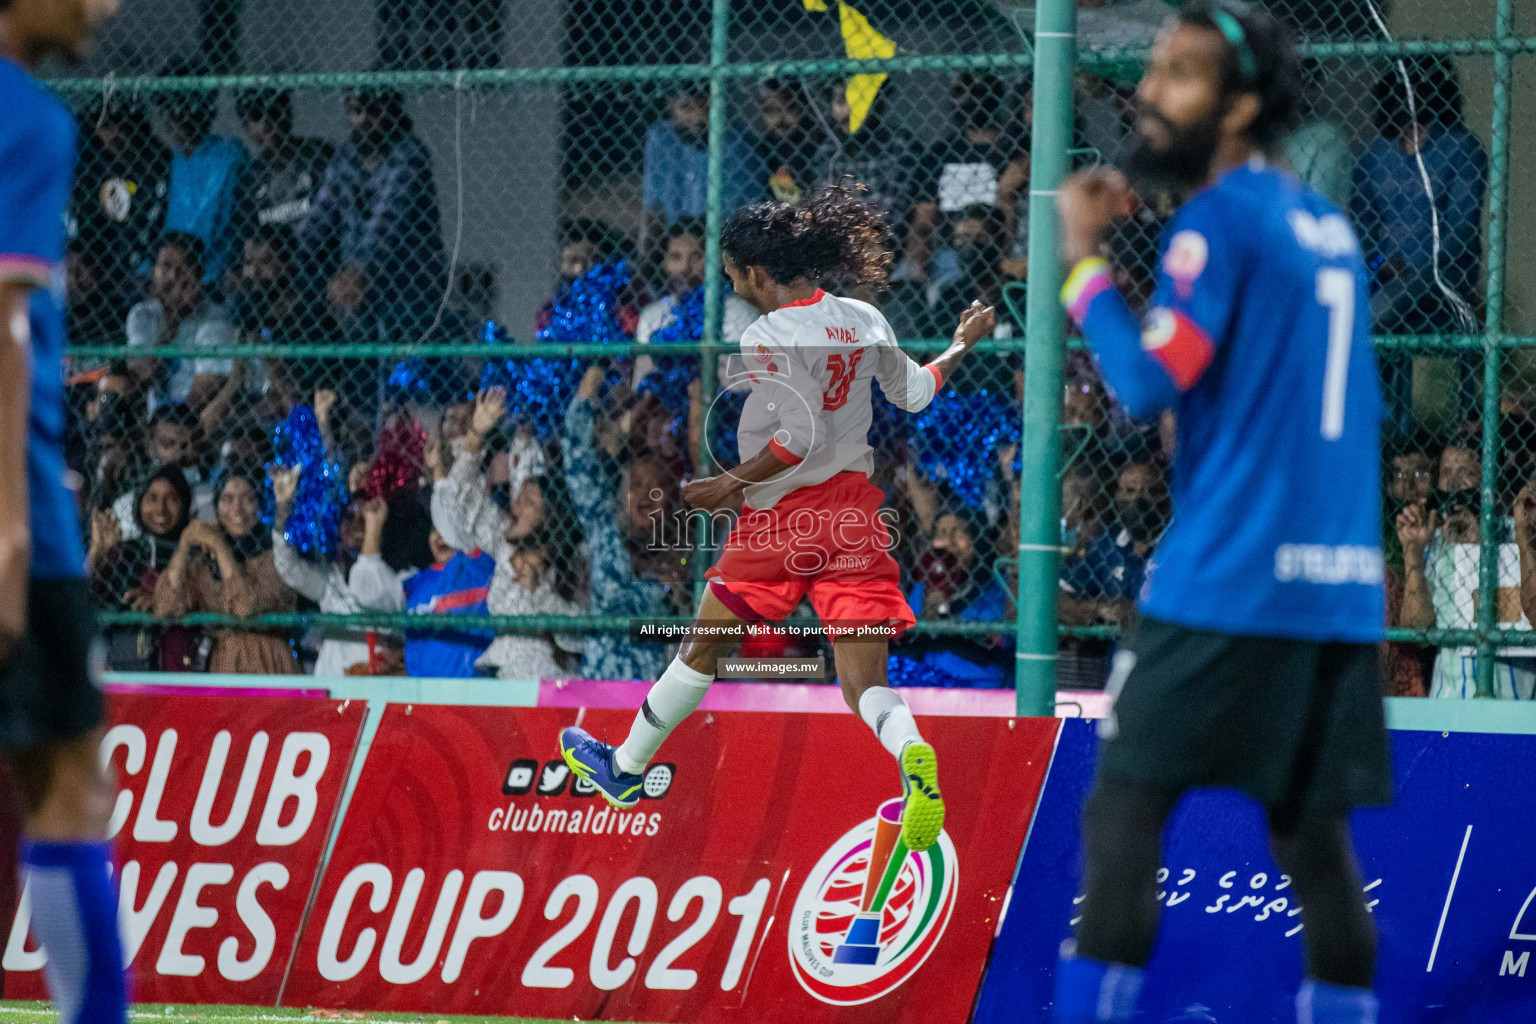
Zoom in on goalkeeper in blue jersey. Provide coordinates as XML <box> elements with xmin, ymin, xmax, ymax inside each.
<box><xmin>1</xmin><ymin>2</ymin><xmax>126</xmax><ymax>1023</ymax></box>
<box><xmin>1051</xmin><ymin>4</ymin><xmax>1391</xmax><ymax>1024</ymax></box>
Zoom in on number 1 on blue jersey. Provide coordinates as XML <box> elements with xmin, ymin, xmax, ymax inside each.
<box><xmin>1317</xmin><ymin>268</ymin><xmax>1354</xmax><ymax>441</ymax></box>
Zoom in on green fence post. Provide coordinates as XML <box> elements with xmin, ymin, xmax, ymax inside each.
<box><xmin>702</xmin><ymin>0</ymin><xmax>729</xmax><ymax>463</ymax></box>
<box><xmin>695</xmin><ymin>0</ymin><xmax>731</xmax><ymax>596</ymax></box>
<box><xmin>1014</xmin><ymin>0</ymin><xmax>1076</xmax><ymax>717</ymax></box>
<box><xmin>1475</xmin><ymin>0</ymin><xmax>1514</xmax><ymax>698</ymax></box>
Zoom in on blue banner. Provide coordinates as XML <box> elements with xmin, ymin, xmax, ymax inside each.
<box><xmin>975</xmin><ymin>721</ymin><xmax>1536</xmax><ymax>1023</ymax></box>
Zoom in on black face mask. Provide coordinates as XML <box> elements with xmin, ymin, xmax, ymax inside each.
<box><xmin>1121</xmin><ymin>100</ymin><xmax>1224</xmax><ymax>190</ymax></box>
<box><xmin>1116</xmin><ymin>497</ymin><xmax>1165</xmax><ymax>543</ymax></box>
<box><xmin>956</xmin><ymin>244</ymin><xmax>1002</xmax><ymax>281</ymax></box>
<box><xmin>674</xmin><ymin>123</ymin><xmax>706</xmax><ymax>148</ymax></box>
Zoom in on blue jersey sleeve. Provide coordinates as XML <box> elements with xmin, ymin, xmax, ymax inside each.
<box><xmin>1062</xmin><ymin>191</ymin><xmax>1251</xmax><ymax>419</ymax></box>
<box><xmin>1149</xmin><ymin>194</ymin><xmax>1249</xmax><ymax>348</ymax></box>
<box><xmin>0</xmin><ymin>112</ymin><xmax>71</xmax><ymax>287</ymax></box>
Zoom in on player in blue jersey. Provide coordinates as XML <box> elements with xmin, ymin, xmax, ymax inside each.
<box><xmin>1050</xmin><ymin>5</ymin><xmax>1390</xmax><ymax>1024</ymax></box>
<box><xmin>0</xmin><ymin>1</ymin><xmax>126</xmax><ymax>1022</ymax></box>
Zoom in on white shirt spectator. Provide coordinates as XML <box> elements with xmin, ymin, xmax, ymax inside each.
<box><xmin>1426</xmin><ymin>539</ymin><xmax>1536</xmax><ymax>699</ymax></box>
<box><xmin>633</xmin><ymin>292</ymin><xmax>759</xmax><ymax>392</ymax></box>
<box><xmin>271</xmin><ymin>532</ymin><xmax>414</xmax><ymax>678</ymax></box>
<box><xmin>125</xmin><ymin>298</ymin><xmax>238</xmax><ymax>412</ymax></box>
<box><xmin>432</xmin><ymin>442</ymin><xmax>584</xmax><ymax>679</ymax></box>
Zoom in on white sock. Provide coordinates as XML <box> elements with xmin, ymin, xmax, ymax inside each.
<box><xmin>858</xmin><ymin>686</ymin><xmax>924</xmax><ymax>760</ymax></box>
<box><xmin>615</xmin><ymin>657</ymin><xmax>713</xmax><ymax>775</ymax></box>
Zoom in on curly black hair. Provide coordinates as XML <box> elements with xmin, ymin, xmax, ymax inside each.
<box><xmin>1177</xmin><ymin>0</ymin><xmax>1303</xmax><ymax>152</ymax></box>
<box><xmin>720</xmin><ymin>183</ymin><xmax>893</xmax><ymax>289</ymax></box>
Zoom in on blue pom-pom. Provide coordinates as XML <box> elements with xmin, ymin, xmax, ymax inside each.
<box><xmin>479</xmin><ymin>356</ymin><xmax>587</xmax><ymax>438</ymax></box>
<box><xmin>702</xmin><ymin>386</ymin><xmax>745</xmax><ymax>468</ymax></box>
<box><xmin>535</xmin><ymin>261</ymin><xmax>633</xmax><ymax>347</ymax></box>
<box><xmin>886</xmin><ymin>654</ymin><xmax>952</xmax><ymax>688</ymax></box>
<box><xmin>386</xmin><ymin>359</ymin><xmax>430</xmax><ymax>401</ymax></box>
<box><xmin>271</xmin><ymin>404</ymin><xmax>324</xmax><ymax>466</ymax></box>
<box><xmin>387</xmin><ymin>356</ymin><xmax>468</xmax><ymax>406</ymax></box>
<box><xmin>469</xmin><ymin>262</ymin><xmax>635</xmax><ymax>438</ymax></box>
<box><xmin>640</xmin><ymin>286</ymin><xmax>707</xmax><ymax>401</ymax></box>
<box><xmin>647</xmin><ymin>286</ymin><xmax>706</xmax><ymax>346</ymax></box>
<box><xmin>911</xmin><ymin>392</ymin><xmax>1021</xmax><ymax>509</ymax></box>
<box><xmin>267</xmin><ymin>405</ymin><xmax>349</xmax><ymax>559</ymax></box>
<box><xmin>635</xmin><ymin>366</ymin><xmax>695</xmax><ymax>417</ymax></box>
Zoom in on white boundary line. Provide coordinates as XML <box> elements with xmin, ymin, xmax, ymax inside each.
<box><xmin>1426</xmin><ymin>825</ymin><xmax>1473</xmax><ymax>972</ymax></box>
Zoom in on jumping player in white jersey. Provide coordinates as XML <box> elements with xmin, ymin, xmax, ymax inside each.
<box><xmin>560</xmin><ymin>185</ymin><xmax>994</xmax><ymax>852</ymax></box>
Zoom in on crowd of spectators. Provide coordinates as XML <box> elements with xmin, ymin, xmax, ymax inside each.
<box><xmin>1384</xmin><ymin>424</ymin><xmax>1536</xmax><ymax>699</ymax></box>
<box><xmin>55</xmin><ymin>48</ymin><xmax>1511</xmax><ymax>697</ymax></box>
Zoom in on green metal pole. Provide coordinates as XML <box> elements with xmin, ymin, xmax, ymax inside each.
<box><xmin>695</xmin><ymin>0</ymin><xmax>730</xmax><ymax>596</ymax></box>
<box><xmin>1014</xmin><ymin>0</ymin><xmax>1076</xmax><ymax>717</ymax></box>
<box><xmin>1475</xmin><ymin>0</ymin><xmax>1515</xmax><ymax>698</ymax></box>
<box><xmin>701</xmin><ymin>0</ymin><xmax>727</xmax><ymax>475</ymax></box>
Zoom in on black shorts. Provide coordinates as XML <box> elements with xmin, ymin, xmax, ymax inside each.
<box><xmin>0</xmin><ymin>579</ymin><xmax>106</xmax><ymax>750</ymax></box>
<box><xmin>1097</xmin><ymin>617</ymin><xmax>1393</xmax><ymax>817</ymax></box>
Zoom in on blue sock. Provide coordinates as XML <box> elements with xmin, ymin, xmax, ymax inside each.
<box><xmin>1298</xmin><ymin>980</ymin><xmax>1378</xmax><ymax>1024</ymax></box>
<box><xmin>1055</xmin><ymin>953</ymin><xmax>1144</xmax><ymax>1023</ymax></box>
<box><xmin>21</xmin><ymin>840</ymin><xmax>127</xmax><ymax>1024</ymax></box>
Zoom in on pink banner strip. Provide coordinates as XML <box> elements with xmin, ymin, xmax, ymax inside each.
<box><xmin>105</xmin><ymin>682</ymin><xmax>332</xmax><ymax>699</ymax></box>
<box><xmin>538</xmin><ymin>679</ymin><xmax>1110</xmax><ymax>718</ymax></box>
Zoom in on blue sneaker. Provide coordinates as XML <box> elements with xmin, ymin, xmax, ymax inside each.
<box><xmin>559</xmin><ymin>726</ymin><xmax>644</xmax><ymax>809</ymax></box>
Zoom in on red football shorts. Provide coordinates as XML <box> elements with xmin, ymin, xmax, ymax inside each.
<box><xmin>706</xmin><ymin>472</ymin><xmax>916</xmax><ymax>641</ymax></box>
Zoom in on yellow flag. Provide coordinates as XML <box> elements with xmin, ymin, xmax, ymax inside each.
<box><xmin>804</xmin><ymin>0</ymin><xmax>896</xmax><ymax>134</ymax></box>
<box><xmin>836</xmin><ymin>2</ymin><xmax>895</xmax><ymax>134</ymax></box>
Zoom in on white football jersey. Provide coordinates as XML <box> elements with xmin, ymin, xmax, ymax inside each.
<box><xmin>731</xmin><ymin>289</ymin><xmax>940</xmax><ymax>510</ymax></box>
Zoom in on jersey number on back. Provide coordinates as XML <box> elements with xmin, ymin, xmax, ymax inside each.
<box><xmin>822</xmin><ymin>350</ymin><xmax>865</xmax><ymax>411</ymax></box>
<box><xmin>1317</xmin><ymin>268</ymin><xmax>1354</xmax><ymax>441</ymax></box>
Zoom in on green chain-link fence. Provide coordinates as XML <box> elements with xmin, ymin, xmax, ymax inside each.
<box><xmin>50</xmin><ymin>0</ymin><xmax>1536</xmax><ymax>700</ymax></box>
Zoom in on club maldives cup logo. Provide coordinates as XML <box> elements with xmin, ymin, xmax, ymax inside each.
<box><xmin>788</xmin><ymin>797</ymin><xmax>959</xmax><ymax>1005</ymax></box>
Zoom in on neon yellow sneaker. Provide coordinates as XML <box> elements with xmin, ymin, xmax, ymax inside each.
<box><xmin>559</xmin><ymin>726</ymin><xmax>643</xmax><ymax>809</ymax></box>
<box><xmin>899</xmin><ymin>741</ymin><xmax>944</xmax><ymax>852</ymax></box>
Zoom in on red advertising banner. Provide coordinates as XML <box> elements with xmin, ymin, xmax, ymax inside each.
<box><xmin>4</xmin><ymin>694</ymin><xmax>365</xmax><ymax>1005</ymax></box>
<box><xmin>284</xmin><ymin>705</ymin><xmax>1059</xmax><ymax>1022</ymax></box>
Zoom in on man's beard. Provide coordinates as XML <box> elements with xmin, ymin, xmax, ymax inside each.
<box><xmin>668</xmin><ymin>275</ymin><xmax>702</xmax><ymax>297</ymax></box>
<box><xmin>1115</xmin><ymin>498</ymin><xmax>1166</xmax><ymax>544</ymax></box>
<box><xmin>1121</xmin><ymin>104</ymin><xmax>1223</xmax><ymax>190</ymax></box>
